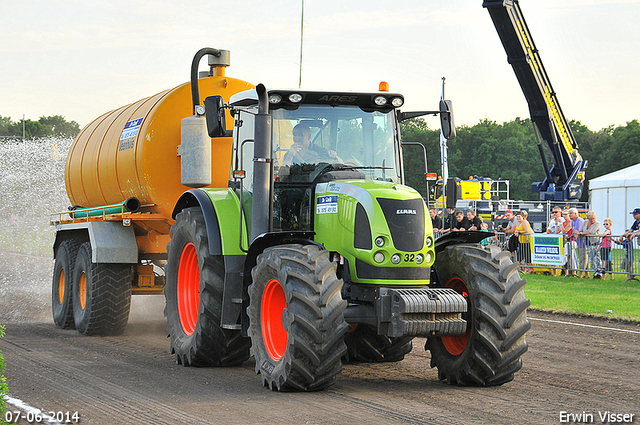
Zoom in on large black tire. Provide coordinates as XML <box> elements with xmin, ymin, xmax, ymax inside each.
<box><xmin>426</xmin><ymin>244</ymin><xmax>530</xmax><ymax>386</ymax></box>
<box><xmin>52</xmin><ymin>239</ymin><xmax>81</xmax><ymax>329</ymax></box>
<box><xmin>72</xmin><ymin>242</ymin><xmax>132</xmax><ymax>335</ymax></box>
<box><xmin>164</xmin><ymin>207</ymin><xmax>250</xmax><ymax>367</ymax></box>
<box><xmin>343</xmin><ymin>325</ymin><xmax>413</xmax><ymax>363</ymax></box>
<box><xmin>248</xmin><ymin>244</ymin><xmax>348</xmax><ymax>391</ymax></box>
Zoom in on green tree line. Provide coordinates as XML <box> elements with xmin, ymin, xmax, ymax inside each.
<box><xmin>0</xmin><ymin>115</ymin><xmax>80</xmax><ymax>139</ymax></box>
<box><xmin>1</xmin><ymin>113</ymin><xmax>638</xmax><ymax>201</ymax></box>
<box><xmin>400</xmin><ymin>118</ymin><xmax>640</xmax><ymax>201</ymax></box>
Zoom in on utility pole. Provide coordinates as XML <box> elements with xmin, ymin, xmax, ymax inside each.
<box><xmin>439</xmin><ymin>77</ymin><xmax>449</xmax><ymax>203</ymax></box>
<box><xmin>299</xmin><ymin>0</ymin><xmax>304</xmax><ymax>88</ymax></box>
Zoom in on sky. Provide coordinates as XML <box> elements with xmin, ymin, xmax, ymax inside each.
<box><xmin>1</xmin><ymin>0</ymin><xmax>639</xmax><ymax>131</ymax></box>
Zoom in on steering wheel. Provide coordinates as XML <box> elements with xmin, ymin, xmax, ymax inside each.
<box><xmin>345</xmin><ymin>154</ymin><xmax>363</xmax><ymax>167</ymax></box>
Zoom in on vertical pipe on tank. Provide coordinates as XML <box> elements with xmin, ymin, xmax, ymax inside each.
<box><xmin>190</xmin><ymin>48</ymin><xmax>221</xmax><ymax>112</ymax></box>
<box><xmin>251</xmin><ymin>84</ymin><xmax>273</xmax><ymax>242</ymax></box>
<box><xmin>179</xmin><ymin>47</ymin><xmax>230</xmax><ymax>188</ymax></box>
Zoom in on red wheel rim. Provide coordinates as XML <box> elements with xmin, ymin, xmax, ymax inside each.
<box><xmin>177</xmin><ymin>242</ymin><xmax>200</xmax><ymax>335</ymax></box>
<box><xmin>441</xmin><ymin>277</ymin><xmax>471</xmax><ymax>356</ymax></box>
<box><xmin>261</xmin><ymin>279</ymin><xmax>288</xmax><ymax>361</ymax></box>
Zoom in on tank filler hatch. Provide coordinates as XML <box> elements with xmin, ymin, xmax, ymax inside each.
<box><xmin>208</xmin><ymin>50</ymin><xmax>230</xmax><ymax>68</ymax></box>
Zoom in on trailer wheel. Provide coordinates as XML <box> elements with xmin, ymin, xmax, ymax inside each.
<box><xmin>164</xmin><ymin>207</ymin><xmax>250</xmax><ymax>367</ymax></box>
<box><xmin>426</xmin><ymin>244</ymin><xmax>530</xmax><ymax>386</ymax></box>
<box><xmin>72</xmin><ymin>242</ymin><xmax>132</xmax><ymax>335</ymax></box>
<box><xmin>343</xmin><ymin>325</ymin><xmax>413</xmax><ymax>363</ymax></box>
<box><xmin>52</xmin><ymin>239</ymin><xmax>82</xmax><ymax>329</ymax></box>
<box><xmin>248</xmin><ymin>244</ymin><xmax>348</xmax><ymax>391</ymax></box>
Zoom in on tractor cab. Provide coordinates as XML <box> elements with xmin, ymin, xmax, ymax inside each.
<box><xmin>228</xmin><ymin>89</ymin><xmax>405</xmax><ymax>233</ymax></box>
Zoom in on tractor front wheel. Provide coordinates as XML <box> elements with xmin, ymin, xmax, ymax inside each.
<box><xmin>426</xmin><ymin>244</ymin><xmax>530</xmax><ymax>386</ymax></box>
<box><xmin>164</xmin><ymin>207</ymin><xmax>250</xmax><ymax>366</ymax></box>
<box><xmin>248</xmin><ymin>244</ymin><xmax>348</xmax><ymax>391</ymax></box>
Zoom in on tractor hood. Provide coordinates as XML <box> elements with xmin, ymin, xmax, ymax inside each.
<box><xmin>314</xmin><ymin>180</ymin><xmax>434</xmax><ymax>285</ymax></box>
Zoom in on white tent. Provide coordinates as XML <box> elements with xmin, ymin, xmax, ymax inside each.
<box><xmin>589</xmin><ymin>163</ymin><xmax>640</xmax><ymax>236</ymax></box>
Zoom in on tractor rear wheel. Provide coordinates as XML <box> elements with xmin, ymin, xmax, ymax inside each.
<box><xmin>72</xmin><ymin>242</ymin><xmax>132</xmax><ymax>335</ymax></box>
<box><xmin>426</xmin><ymin>244</ymin><xmax>530</xmax><ymax>386</ymax></box>
<box><xmin>164</xmin><ymin>207</ymin><xmax>250</xmax><ymax>366</ymax></box>
<box><xmin>248</xmin><ymin>244</ymin><xmax>348</xmax><ymax>391</ymax></box>
<box><xmin>343</xmin><ymin>325</ymin><xmax>413</xmax><ymax>363</ymax></box>
<box><xmin>52</xmin><ymin>239</ymin><xmax>81</xmax><ymax>329</ymax></box>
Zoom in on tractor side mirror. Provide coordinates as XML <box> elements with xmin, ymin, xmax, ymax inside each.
<box><xmin>445</xmin><ymin>177</ymin><xmax>458</xmax><ymax>209</ymax></box>
<box><xmin>204</xmin><ymin>96</ymin><xmax>230</xmax><ymax>137</ymax></box>
<box><xmin>439</xmin><ymin>100</ymin><xmax>456</xmax><ymax>140</ymax></box>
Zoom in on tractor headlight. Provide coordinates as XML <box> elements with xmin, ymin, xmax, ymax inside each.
<box><xmin>425</xmin><ymin>236</ymin><xmax>433</xmax><ymax>248</ymax></box>
<box><xmin>289</xmin><ymin>93</ymin><xmax>303</xmax><ymax>103</ymax></box>
<box><xmin>425</xmin><ymin>252</ymin><xmax>432</xmax><ymax>264</ymax></box>
<box><xmin>374</xmin><ymin>96</ymin><xmax>388</xmax><ymax>106</ymax></box>
<box><xmin>375</xmin><ymin>236</ymin><xmax>385</xmax><ymax>247</ymax></box>
<box><xmin>415</xmin><ymin>254</ymin><xmax>424</xmax><ymax>264</ymax></box>
<box><xmin>269</xmin><ymin>94</ymin><xmax>282</xmax><ymax>104</ymax></box>
<box><xmin>374</xmin><ymin>252</ymin><xmax>385</xmax><ymax>264</ymax></box>
<box><xmin>391</xmin><ymin>254</ymin><xmax>401</xmax><ymax>265</ymax></box>
<box><xmin>391</xmin><ymin>97</ymin><xmax>404</xmax><ymax>107</ymax></box>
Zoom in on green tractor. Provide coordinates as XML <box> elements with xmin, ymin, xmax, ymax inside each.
<box><xmin>165</xmin><ymin>83</ymin><xmax>530</xmax><ymax>391</ymax></box>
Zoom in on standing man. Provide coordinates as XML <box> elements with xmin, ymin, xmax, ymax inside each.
<box><xmin>569</xmin><ymin>208</ymin><xmax>585</xmax><ymax>277</ymax></box>
<box><xmin>546</xmin><ymin>207</ymin><xmax>565</xmax><ymax>275</ymax></box>
<box><xmin>547</xmin><ymin>207</ymin><xmax>565</xmax><ymax>234</ymax></box>
<box><xmin>452</xmin><ymin>210</ymin><xmax>470</xmax><ymax>231</ymax></box>
<box><xmin>577</xmin><ymin>211</ymin><xmax>601</xmax><ymax>278</ymax></box>
<box><xmin>499</xmin><ymin>210</ymin><xmax>517</xmax><ymax>235</ymax></box>
<box><xmin>499</xmin><ymin>210</ymin><xmax>518</xmax><ymax>256</ymax></box>
<box><xmin>623</xmin><ymin>208</ymin><xmax>640</xmax><ymax>240</ymax></box>
<box><xmin>429</xmin><ymin>208</ymin><xmax>443</xmax><ymax>234</ymax></box>
<box><xmin>439</xmin><ymin>207</ymin><xmax>456</xmax><ymax>235</ymax></box>
<box><xmin>623</xmin><ymin>208</ymin><xmax>640</xmax><ymax>273</ymax></box>
<box><xmin>467</xmin><ymin>209</ymin><xmax>483</xmax><ymax>231</ymax></box>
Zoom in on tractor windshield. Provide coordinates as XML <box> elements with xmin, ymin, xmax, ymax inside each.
<box><xmin>272</xmin><ymin>105</ymin><xmax>400</xmax><ymax>183</ymax></box>
<box><xmin>233</xmin><ymin>104</ymin><xmax>402</xmax><ymax>232</ymax></box>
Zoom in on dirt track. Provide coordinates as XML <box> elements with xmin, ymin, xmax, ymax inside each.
<box><xmin>1</xmin><ymin>251</ymin><xmax>639</xmax><ymax>424</ymax></box>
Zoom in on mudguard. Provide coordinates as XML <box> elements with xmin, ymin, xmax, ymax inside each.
<box><xmin>434</xmin><ymin>230</ymin><xmax>495</xmax><ymax>255</ymax></box>
<box><xmin>172</xmin><ymin>188</ymin><xmax>249</xmax><ymax>256</ymax></box>
<box><xmin>53</xmin><ymin>222</ymin><xmax>137</xmax><ymax>264</ymax></box>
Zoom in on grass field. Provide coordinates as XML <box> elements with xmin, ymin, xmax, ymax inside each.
<box><xmin>524</xmin><ymin>271</ymin><xmax>640</xmax><ymax>322</ymax></box>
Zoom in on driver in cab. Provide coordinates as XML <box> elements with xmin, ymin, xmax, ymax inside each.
<box><xmin>283</xmin><ymin>123</ymin><xmax>337</xmax><ymax>165</ymax></box>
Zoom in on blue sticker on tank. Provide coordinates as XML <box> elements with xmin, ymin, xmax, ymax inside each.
<box><xmin>119</xmin><ymin>118</ymin><xmax>144</xmax><ymax>151</ymax></box>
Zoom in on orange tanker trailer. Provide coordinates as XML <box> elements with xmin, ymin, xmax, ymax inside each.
<box><xmin>50</xmin><ymin>49</ymin><xmax>253</xmax><ymax>334</ymax></box>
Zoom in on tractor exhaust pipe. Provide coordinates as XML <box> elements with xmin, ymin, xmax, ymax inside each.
<box><xmin>250</xmin><ymin>84</ymin><xmax>273</xmax><ymax>242</ymax></box>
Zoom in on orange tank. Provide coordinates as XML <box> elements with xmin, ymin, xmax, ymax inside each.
<box><xmin>65</xmin><ymin>66</ymin><xmax>253</xmax><ymax>227</ymax></box>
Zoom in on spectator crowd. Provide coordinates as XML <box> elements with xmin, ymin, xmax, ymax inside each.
<box><xmin>430</xmin><ymin>206</ymin><xmax>640</xmax><ymax>279</ymax></box>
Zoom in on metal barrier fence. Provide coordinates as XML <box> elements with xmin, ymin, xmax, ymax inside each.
<box><xmin>435</xmin><ymin>230</ymin><xmax>640</xmax><ymax>281</ymax></box>
<box><xmin>498</xmin><ymin>232</ymin><xmax>639</xmax><ymax>281</ymax></box>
